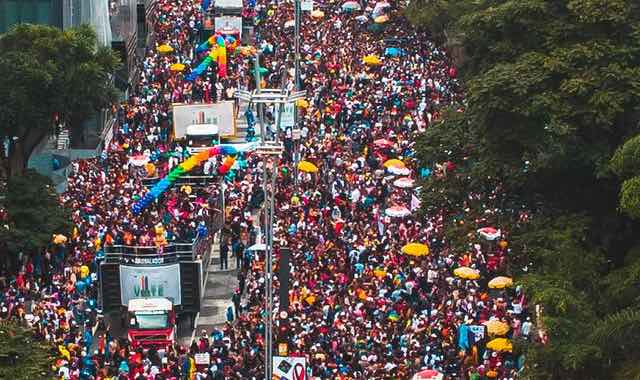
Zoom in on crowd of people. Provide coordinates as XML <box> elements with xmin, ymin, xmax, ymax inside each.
<box><xmin>0</xmin><ymin>0</ymin><xmax>533</xmax><ymax>379</ymax></box>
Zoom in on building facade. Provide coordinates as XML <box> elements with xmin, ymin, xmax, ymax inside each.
<box><xmin>0</xmin><ymin>0</ymin><xmax>64</xmax><ymax>33</ymax></box>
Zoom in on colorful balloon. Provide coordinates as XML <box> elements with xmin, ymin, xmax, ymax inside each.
<box><xmin>130</xmin><ymin>144</ymin><xmax>240</xmax><ymax>213</ymax></box>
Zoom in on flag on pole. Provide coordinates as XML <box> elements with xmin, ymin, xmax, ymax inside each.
<box><xmin>411</xmin><ymin>194</ymin><xmax>421</xmax><ymax>211</ymax></box>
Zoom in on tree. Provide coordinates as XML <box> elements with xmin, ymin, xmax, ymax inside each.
<box><xmin>611</xmin><ymin>133</ymin><xmax>640</xmax><ymax>219</ymax></box>
<box><xmin>404</xmin><ymin>0</ymin><xmax>478</xmax><ymax>39</ymax></box>
<box><xmin>0</xmin><ymin>23</ymin><xmax>120</xmax><ymax>177</ymax></box>
<box><xmin>411</xmin><ymin>0</ymin><xmax>640</xmax><ymax>378</ymax></box>
<box><xmin>0</xmin><ymin>170</ymin><xmax>70</xmax><ymax>269</ymax></box>
<box><xmin>0</xmin><ymin>322</ymin><xmax>53</xmax><ymax>378</ymax></box>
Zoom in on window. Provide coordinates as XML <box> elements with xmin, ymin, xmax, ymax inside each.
<box><xmin>134</xmin><ymin>312</ymin><xmax>169</xmax><ymax>329</ymax></box>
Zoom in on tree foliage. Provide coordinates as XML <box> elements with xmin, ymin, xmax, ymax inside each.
<box><xmin>411</xmin><ymin>0</ymin><xmax>640</xmax><ymax>377</ymax></box>
<box><xmin>0</xmin><ymin>170</ymin><xmax>71</xmax><ymax>258</ymax></box>
<box><xmin>0</xmin><ymin>321</ymin><xmax>53</xmax><ymax>378</ymax></box>
<box><xmin>0</xmin><ymin>23</ymin><xmax>120</xmax><ymax>176</ymax></box>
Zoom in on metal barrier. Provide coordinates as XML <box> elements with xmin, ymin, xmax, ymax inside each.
<box><xmin>103</xmin><ymin>243</ymin><xmax>194</xmax><ymax>265</ymax></box>
<box><xmin>103</xmin><ymin>231</ymin><xmax>214</xmax><ymax>263</ymax></box>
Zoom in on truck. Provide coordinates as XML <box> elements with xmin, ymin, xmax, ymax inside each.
<box><xmin>186</xmin><ymin>124</ymin><xmax>220</xmax><ymax>154</ymax></box>
<box><xmin>126</xmin><ymin>298</ymin><xmax>176</xmax><ymax>350</ymax></box>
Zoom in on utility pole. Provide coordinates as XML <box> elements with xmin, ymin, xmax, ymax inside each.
<box><xmin>236</xmin><ymin>86</ymin><xmax>304</xmax><ymax>380</ymax></box>
<box><xmin>293</xmin><ymin>0</ymin><xmax>302</xmax><ymax>185</ymax></box>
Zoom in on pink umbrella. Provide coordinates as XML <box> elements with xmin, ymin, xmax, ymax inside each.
<box><xmin>374</xmin><ymin>138</ymin><xmax>394</xmax><ymax>148</ymax></box>
<box><xmin>393</xmin><ymin>177</ymin><xmax>415</xmax><ymax>188</ymax></box>
<box><xmin>477</xmin><ymin>227</ymin><xmax>501</xmax><ymax>241</ymax></box>
<box><xmin>412</xmin><ymin>369</ymin><xmax>444</xmax><ymax>380</ymax></box>
<box><xmin>385</xmin><ymin>205</ymin><xmax>411</xmax><ymax>218</ymax></box>
<box><xmin>129</xmin><ymin>154</ymin><xmax>149</xmax><ymax>167</ymax></box>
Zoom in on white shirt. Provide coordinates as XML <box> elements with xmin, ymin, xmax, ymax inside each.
<box><xmin>350</xmin><ymin>188</ymin><xmax>361</xmax><ymax>203</ymax></box>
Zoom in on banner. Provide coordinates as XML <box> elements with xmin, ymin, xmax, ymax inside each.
<box><xmin>469</xmin><ymin>325</ymin><xmax>486</xmax><ymax>341</ymax></box>
<box><xmin>172</xmin><ymin>102</ymin><xmax>236</xmax><ymax>138</ymax></box>
<box><xmin>273</xmin><ymin>356</ymin><xmax>306</xmax><ymax>380</ymax></box>
<box><xmin>215</xmin><ymin>16</ymin><xmax>243</xmax><ymax>38</ymax></box>
<box><xmin>120</xmin><ymin>264</ymin><xmax>182</xmax><ymax>306</ymax></box>
<box><xmin>194</xmin><ymin>352</ymin><xmax>211</xmax><ymax>365</ymax></box>
<box><xmin>281</xmin><ymin>103</ymin><xmax>295</xmax><ymax>128</ymax></box>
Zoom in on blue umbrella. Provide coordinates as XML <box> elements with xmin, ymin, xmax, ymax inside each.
<box><xmin>391</xmin><ymin>289</ymin><xmax>407</xmax><ymax>301</ymax></box>
<box><xmin>385</xmin><ymin>47</ymin><xmax>403</xmax><ymax>57</ymax></box>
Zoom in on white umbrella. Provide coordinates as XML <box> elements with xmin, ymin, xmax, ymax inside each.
<box><xmin>247</xmin><ymin>243</ymin><xmax>267</xmax><ymax>251</ymax></box>
<box><xmin>388</xmin><ymin>166</ymin><xmax>411</xmax><ymax>176</ymax></box>
<box><xmin>342</xmin><ymin>1</ymin><xmax>362</xmax><ymax>11</ymax></box>
<box><xmin>393</xmin><ymin>177</ymin><xmax>415</xmax><ymax>188</ymax></box>
<box><xmin>284</xmin><ymin>20</ymin><xmax>295</xmax><ymax>28</ymax></box>
<box><xmin>385</xmin><ymin>206</ymin><xmax>411</xmax><ymax>218</ymax></box>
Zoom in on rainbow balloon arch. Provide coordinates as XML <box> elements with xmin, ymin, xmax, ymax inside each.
<box><xmin>132</xmin><ymin>145</ymin><xmax>238</xmax><ymax>215</ymax></box>
<box><xmin>186</xmin><ymin>34</ymin><xmax>237</xmax><ymax>81</ymax></box>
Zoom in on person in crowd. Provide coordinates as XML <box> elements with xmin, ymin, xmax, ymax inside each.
<box><xmin>220</xmin><ymin>237</ymin><xmax>230</xmax><ymax>271</ymax></box>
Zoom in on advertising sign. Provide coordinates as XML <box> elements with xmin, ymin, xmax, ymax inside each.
<box><xmin>301</xmin><ymin>0</ymin><xmax>313</xmax><ymax>11</ymax></box>
<box><xmin>273</xmin><ymin>356</ymin><xmax>306</xmax><ymax>380</ymax></box>
<box><xmin>120</xmin><ymin>264</ymin><xmax>182</xmax><ymax>305</ymax></box>
<box><xmin>194</xmin><ymin>352</ymin><xmax>211</xmax><ymax>365</ymax></box>
<box><xmin>172</xmin><ymin>102</ymin><xmax>236</xmax><ymax>138</ymax></box>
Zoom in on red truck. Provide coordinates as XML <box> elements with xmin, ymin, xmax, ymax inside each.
<box><xmin>126</xmin><ymin>298</ymin><xmax>176</xmax><ymax>350</ymax></box>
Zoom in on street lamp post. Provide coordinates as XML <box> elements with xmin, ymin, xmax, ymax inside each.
<box><xmin>236</xmin><ymin>88</ymin><xmax>305</xmax><ymax>380</ymax></box>
<box><xmin>293</xmin><ymin>0</ymin><xmax>302</xmax><ymax>185</ymax></box>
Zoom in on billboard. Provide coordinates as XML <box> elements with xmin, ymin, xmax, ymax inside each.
<box><xmin>215</xmin><ymin>16</ymin><xmax>243</xmax><ymax>38</ymax></box>
<box><xmin>172</xmin><ymin>102</ymin><xmax>236</xmax><ymax>139</ymax></box>
<box><xmin>273</xmin><ymin>356</ymin><xmax>306</xmax><ymax>380</ymax></box>
<box><xmin>120</xmin><ymin>264</ymin><xmax>182</xmax><ymax>305</ymax></box>
<box><xmin>301</xmin><ymin>0</ymin><xmax>313</xmax><ymax>11</ymax></box>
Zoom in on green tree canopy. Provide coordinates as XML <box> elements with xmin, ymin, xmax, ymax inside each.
<box><xmin>411</xmin><ymin>0</ymin><xmax>640</xmax><ymax>378</ymax></box>
<box><xmin>0</xmin><ymin>170</ymin><xmax>70</xmax><ymax>267</ymax></box>
<box><xmin>0</xmin><ymin>23</ymin><xmax>120</xmax><ymax>177</ymax></box>
<box><xmin>0</xmin><ymin>322</ymin><xmax>53</xmax><ymax>378</ymax></box>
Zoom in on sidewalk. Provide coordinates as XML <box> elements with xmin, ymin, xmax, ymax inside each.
<box><xmin>192</xmin><ymin>235</ymin><xmax>239</xmax><ymax>337</ymax></box>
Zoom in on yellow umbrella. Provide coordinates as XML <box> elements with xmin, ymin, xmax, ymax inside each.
<box><xmin>296</xmin><ymin>98</ymin><xmax>310</xmax><ymax>109</ymax></box>
<box><xmin>374</xmin><ymin>15</ymin><xmax>389</xmax><ymax>23</ymax></box>
<box><xmin>453</xmin><ymin>266</ymin><xmax>480</xmax><ymax>280</ymax></box>
<box><xmin>486</xmin><ymin>338</ymin><xmax>513</xmax><ymax>352</ymax></box>
<box><xmin>311</xmin><ymin>10</ymin><xmax>325</xmax><ymax>18</ymax></box>
<box><xmin>238</xmin><ymin>45</ymin><xmax>257</xmax><ymax>57</ymax></box>
<box><xmin>488</xmin><ymin>276</ymin><xmax>513</xmax><ymax>289</ymax></box>
<box><xmin>53</xmin><ymin>234</ymin><xmax>67</xmax><ymax>245</ymax></box>
<box><xmin>483</xmin><ymin>320</ymin><xmax>510</xmax><ymax>336</ymax></box>
<box><xmin>297</xmin><ymin>160</ymin><xmax>318</xmax><ymax>173</ymax></box>
<box><xmin>373</xmin><ymin>268</ymin><xmax>387</xmax><ymax>279</ymax></box>
<box><xmin>157</xmin><ymin>44</ymin><xmax>174</xmax><ymax>54</ymax></box>
<box><xmin>383</xmin><ymin>158</ymin><xmax>405</xmax><ymax>168</ymax></box>
<box><xmin>170</xmin><ymin>63</ymin><xmax>185</xmax><ymax>72</ymax></box>
<box><xmin>305</xmin><ymin>294</ymin><xmax>317</xmax><ymax>305</ymax></box>
<box><xmin>362</xmin><ymin>54</ymin><xmax>381</xmax><ymax>65</ymax></box>
<box><xmin>401</xmin><ymin>242</ymin><xmax>429</xmax><ymax>257</ymax></box>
